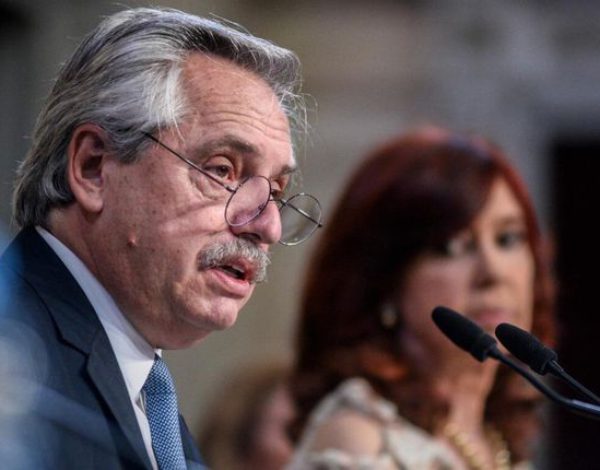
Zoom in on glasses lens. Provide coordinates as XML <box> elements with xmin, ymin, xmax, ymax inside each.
<box><xmin>225</xmin><ymin>176</ymin><xmax>271</xmax><ymax>227</ymax></box>
<box><xmin>279</xmin><ymin>193</ymin><xmax>322</xmax><ymax>245</ymax></box>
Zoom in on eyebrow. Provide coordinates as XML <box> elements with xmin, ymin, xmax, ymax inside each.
<box><xmin>196</xmin><ymin>135</ymin><xmax>256</xmax><ymax>157</ymax></box>
<box><xmin>194</xmin><ymin>134</ymin><xmax>298</xmax><ymax>179</ymax></box>
<box><xmin>494</xmin><ymin>214</ymin><xmax>528</xmax><ymax>228</ymax></box>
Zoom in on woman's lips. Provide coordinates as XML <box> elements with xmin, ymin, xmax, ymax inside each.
<box><xmin>469</xmin><ymin>307</ymin><xmax>514</xmax><ymax>331</ymax></box>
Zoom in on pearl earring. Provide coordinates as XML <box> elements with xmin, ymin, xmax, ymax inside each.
<box><xmin>380</xmin><ymin>303</ymin><xmax>399</xmax><ymax>329</ymax></box>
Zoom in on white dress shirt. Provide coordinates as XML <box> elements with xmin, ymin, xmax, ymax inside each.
<box><xmin>37</xmin><ymin>227</ymin><xmax>159</xmax><ymax>469</ymax></box>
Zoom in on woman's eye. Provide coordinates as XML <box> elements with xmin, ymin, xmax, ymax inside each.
<box><xmin>446</xmin><ymin>237</ymin><xmax>474</xmax><ymax>257</ymax></box>
<box><xmin>433</xmin><ymin>234</ymin><xmax>474</xmax><ymax>258</ymax></box>
<box><xmin>497</xmin><ymin>229</ymin><xmax>527</xmax><ymax>248</ymax></box>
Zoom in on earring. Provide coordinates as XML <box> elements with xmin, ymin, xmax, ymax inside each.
<box><xmin>380</xmin><ymin>303</ymin><xmax>399</xmax><ymax>329</ymax></box>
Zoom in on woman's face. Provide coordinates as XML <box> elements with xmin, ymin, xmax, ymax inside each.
<box><xmin>396</xmin><ymin>178</ymin><xmax>535</xmax><ymax>359</ymax></box>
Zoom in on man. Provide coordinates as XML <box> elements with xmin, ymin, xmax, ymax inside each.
<box><xmin>0</xmin><ymin>7</ymin><xmax>321</xmax><ymax>469</ymax></box>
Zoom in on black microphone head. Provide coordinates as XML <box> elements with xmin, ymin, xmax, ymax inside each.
<box><xmin>495</xmin><ymin>323</ymin><xmax>557</xmax><ymax>375</ymax></box>
<box><xmin>431</xmin><ymin>306</ymin><xmax>499</xmax><ymax>362</ymax></box>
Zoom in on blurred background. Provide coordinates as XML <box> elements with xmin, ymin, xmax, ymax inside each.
<box><xmin>2</xmin><ymin>0</ymin><xmax>600</xmax><ymax>466</ymax></box>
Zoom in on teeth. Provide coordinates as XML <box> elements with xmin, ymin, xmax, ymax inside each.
<box><xmin>220</xmin><ymin>265</ymin><xmax>245</xmax><ymax>280</ymax></box>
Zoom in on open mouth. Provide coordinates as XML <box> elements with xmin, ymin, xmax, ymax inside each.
<box><xmin>198</xmin><ymin>240</ymin><xmax>269</xmax><ymax>284</ymax></box>
<box><xmin>212</xmin><ymin>258</ymin><xmax>257</xmax><ymax>283</ymax></box>
<box><xmin>218</xmin><ymin>264</ymin><xmax>247</xmax><ymax>281</ymax></box>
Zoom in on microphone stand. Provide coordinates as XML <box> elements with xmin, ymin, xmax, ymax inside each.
<box><xmin>545</xmin><ymin>360</ymin><xmax>600</xmax><ymax>405</ymax></box>
<box><xmin>432</xmin><ymin>306</ymin><xmax>600</xmax><ymax>420</ymax></box>
<box><xmin>487</xmin><ymin>347</ymin><xmax>600</xmax><ymax>420</ymax></box>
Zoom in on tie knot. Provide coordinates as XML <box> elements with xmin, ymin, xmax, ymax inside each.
<box><xmin>144</xmin><ymin>356</ymin><xmax>176</xmax><ymax>396</ymax></box>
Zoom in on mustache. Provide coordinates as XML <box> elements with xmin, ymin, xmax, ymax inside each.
<box><xmin>198</xmin><ymin>238</ymin><xmax>271</xmax><ymax>284</ymax></box>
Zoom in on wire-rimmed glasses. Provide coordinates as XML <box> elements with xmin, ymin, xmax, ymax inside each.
<box><xmin>143</xmin><ymin>133</ymin><xmax>323</xmax><ymax>246</ymax></box>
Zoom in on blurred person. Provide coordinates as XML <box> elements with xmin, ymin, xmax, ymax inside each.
<box><xmin>287</xmin><ymin>127</ymin><xmax>554</xmax><ymax>469</ymax></box>
<box><xmin>0</xmin><ymin>6</ymin><xmax>322</xmax><ymax>469</ymax></box>
<box><xmin>199</xmin><ymin>362</ymin><xmax>295</xmax><ymax>470</ymax></box>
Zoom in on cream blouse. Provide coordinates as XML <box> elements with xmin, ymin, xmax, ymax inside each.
<box><xmin>286</xmin><ymin>378</ymin><xmax>460</xmax><ymax>469</ymax></box>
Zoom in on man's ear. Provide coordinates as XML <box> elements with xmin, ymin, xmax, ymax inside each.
<box><xmin>67</xmin><ymin>123</ymin><xmax>112</xmax><ymax>214</ymax></box>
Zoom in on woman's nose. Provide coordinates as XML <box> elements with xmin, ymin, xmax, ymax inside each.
<box><xmin>472</xmin><ymin>243</ymin><xmax>504</xmax><ymax>288</ymax></box>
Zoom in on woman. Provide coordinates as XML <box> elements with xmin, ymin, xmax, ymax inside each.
<box><xmin>288</xmin><ymin>127</ymin><xmax>554</xmax><ymax>469</ymax></box>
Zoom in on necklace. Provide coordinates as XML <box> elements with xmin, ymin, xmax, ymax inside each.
<box><xmin>443</xmin><ymin>423</ymin><xmax>511</xmax><ymax>470</ymax></box>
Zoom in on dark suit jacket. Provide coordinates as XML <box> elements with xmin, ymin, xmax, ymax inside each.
<box><xmin>0</xmin><ymin>227</ymin><xmax>203</xmax><ymax>469</ymax></box>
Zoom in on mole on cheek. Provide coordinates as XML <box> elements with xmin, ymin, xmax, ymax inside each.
<box><xmin>127</xmin><ymin>233</ymin><xmax>138</xmax><ymax>248</ymax></box>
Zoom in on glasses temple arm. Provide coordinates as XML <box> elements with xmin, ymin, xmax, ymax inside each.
<box><xmin>143</xmin><ymin>132</ymin><xmax>235</xmax><ymax>193</ymax></box>
<box><xmin>277</xmin><ymin>198</ymin><xmax>323</xmax><ymax>227</ymax></box>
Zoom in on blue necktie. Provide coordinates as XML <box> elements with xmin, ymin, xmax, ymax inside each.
<box><xmin>143</xmin><ymin>356</ymin><xmax>187</xmax><ymax>469</ymax></box>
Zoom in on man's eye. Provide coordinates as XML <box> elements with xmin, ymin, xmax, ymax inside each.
<box><xmin>203</xmin><ymin>159</ymin><xmax>235</xmax><ymax>182</ymax></box>
<box><xmin>211</xmin><ymin>165</ymin><xmax>231</xmax><ymax>178</ymax></box>
<box><xmin>270</xmin><ymin>178</ymin><xmax>291</xmax><ymax>200</ymax></box>
<box><xmin>270</xmin><ymin>184</ymin><xmax>285</xmax><ymax>200</ymax></box>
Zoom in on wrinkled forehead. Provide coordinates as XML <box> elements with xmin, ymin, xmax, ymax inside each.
<box><xmin>180</xmin><ymin>53</ymin><xmax>294</xmax><ymax>161</ymax></box>
<box><xmin>183</xmin><ymin>55</ymin><xmax>290</xmax><ymax>130</ymax></box>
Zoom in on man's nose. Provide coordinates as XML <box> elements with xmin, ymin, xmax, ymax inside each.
<box><xmin>229</xmin><ymin>201</ymin><xmax>282</xmax><ymax>246</ymax></box>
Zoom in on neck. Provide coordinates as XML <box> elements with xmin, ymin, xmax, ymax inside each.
<box><xmin>433</xmin><ymin>359</ymin><xmax>498</xmax><ymax>434</ymax></box>
<box><xmin>398</xmin><ymin>330</ymin><xmax>499</xmax><ymax>433</ymax></box>
<box><xmin>394</xmin><ymin>336</ymin><xmax>510</xmax><ymax>468</ymax></box>
<box><xmin>429</xmin><ymin>361</ymin><xmax>510</xmax><ymax>469</ymax></box>
<box><xmin>46</xmin><ymin>207</ymin><xmax>99</xmax><ymax>276</ymax></box>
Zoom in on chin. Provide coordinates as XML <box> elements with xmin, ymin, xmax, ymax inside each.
<box><xmin>208</xmin><ymin>310</ymin><xmax>240</xmax><ymax>331</ymax></box>
<box><xmin>188</xmin><ymin>301</ymin><xmax>242</xmax><ymax>332</ymax></box>
<box><xmin>159</xmin><ymin>313</ymin><xmax>234</xmax><ymax>349</ymax></box>
<box><xmin>175</xmin><ymin>288</ymin><xmax>247</xmax><ymax>328</ymax></box>
<box><xmin>150</xmin><ymin>315</ymin><xmax>234</xmax><ymax>350</ymax></box>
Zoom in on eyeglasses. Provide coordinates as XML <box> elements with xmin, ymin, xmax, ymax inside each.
<box><xmin>143</xmin><ymin>133</ymin><xmax>323</xmax><ymax>246</ymax></box>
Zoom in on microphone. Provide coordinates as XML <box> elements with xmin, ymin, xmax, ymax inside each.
<box><xmin>495</xmin><ymin>323</ymin><xmax>556</xmax><ymax>374</ymax></box>
<box><xmin>431</xmin><ymin>305</ymin><xmax>502</xmax><ymax>362</ymax></box>
<box><xmin>431</xmin><ymin>306</ymin><xmax>600</xmax><ymax>419</ymax></box>
<box><xmin>496</xmin><ymin>322</ymin><xmax>600</xmax><ymax>405</ymax></box>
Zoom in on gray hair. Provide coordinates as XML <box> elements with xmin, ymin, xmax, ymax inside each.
<box><xmin>13</xmin><ymin>7</ymin><xmax>306</xmax><ymax>228</ymax></box>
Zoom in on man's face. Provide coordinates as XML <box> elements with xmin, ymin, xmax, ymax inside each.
<box><xmin>91</xmin><ymin>54</ymin><xmax>294</xmax><ymax>348</ymax></box>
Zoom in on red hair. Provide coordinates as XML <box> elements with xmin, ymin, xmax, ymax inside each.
<box><xmin>290</xmin><ymin>127</ymin><xmax>555</xmax><ymax>462</ymax></box>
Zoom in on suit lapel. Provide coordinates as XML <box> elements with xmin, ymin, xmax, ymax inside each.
<box><xmin>6</xmin><ymin>228</ymin><xmax>152</xmax><ymax>468</ymax></box>
<box><xmin>87</xmin><ymin>336</ymin><xmax>152</xmax><ymax>468</ymax></box>
<box><xmin>179</xmin><ymin>414</ymin><xmax>204</xmax><ymax>466</ymax></box>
